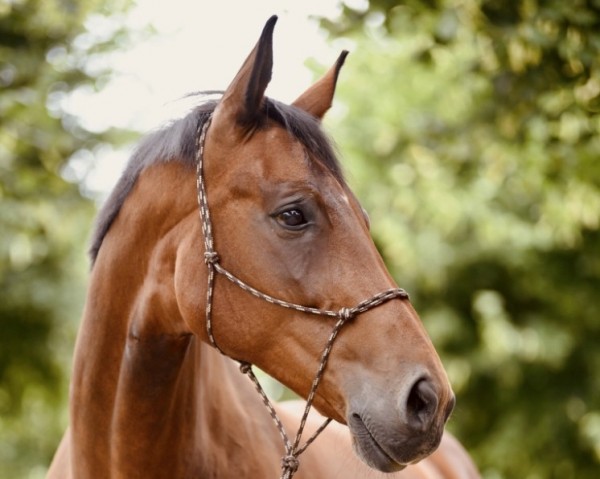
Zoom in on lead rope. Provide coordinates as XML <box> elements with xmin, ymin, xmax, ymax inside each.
<box><xmin>195</xmin><ymin>114</ymin><xmax>409</xmax><ymax>478</ymax></box>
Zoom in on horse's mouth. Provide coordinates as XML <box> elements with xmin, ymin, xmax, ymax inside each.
<box><xmin>348</xmin><ymin>414</ymin><xmax>408</xmax><ymax>473</ymax></box>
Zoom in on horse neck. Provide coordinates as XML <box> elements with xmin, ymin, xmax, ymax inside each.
<box><xmin>69</xmin><ymin>161</ymin><xmax>281</xmax><ymax>477</ymax></box>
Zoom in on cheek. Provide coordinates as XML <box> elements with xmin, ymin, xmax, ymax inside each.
<box><xmin>209</xmin><ymin>285</ymin><xmax>290</xmax><ymax>362</ymax></box>
<box><xmin>268</xmin><ymin>236</ymin><xmax>321</xmax><ymax>284</ymax></box>
<box><xmin>229</xmin><ymin>212</ymin><xmax>319</xmax><ymax>289</ymax></box>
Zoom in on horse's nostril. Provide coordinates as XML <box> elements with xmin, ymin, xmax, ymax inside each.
<box><xmin>405</xmin><ymin>378</ymin><xmax>439</xmax><ymax>431</ymax></box>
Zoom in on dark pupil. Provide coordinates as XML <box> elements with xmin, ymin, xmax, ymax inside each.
<box><xmin>279</xmin><ymin>209</ymin><xmax>305</xmax><ymax>227</ymax></box>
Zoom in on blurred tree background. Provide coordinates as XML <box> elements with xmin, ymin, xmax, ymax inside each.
<box><xmin>0</xmin><ymin>0</ymin><xmax>135</xmax><ymax>477</ymax></box>
<box><xmin>2</xmin><ymin>0</ymin><xmax>599</xmax><ymax>478</ymax></box>
<box><xmin>318</xmin><ymin>0</ymin><xmax>600</xmax><ymax>477</ymax></box>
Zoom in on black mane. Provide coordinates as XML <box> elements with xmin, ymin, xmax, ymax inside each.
<box><xmin>89</xmin><ymin>96</ymin><xmax>344</xmax><ymax>264</ymax></box>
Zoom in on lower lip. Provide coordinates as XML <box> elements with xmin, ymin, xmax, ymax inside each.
<box><xmin>351</xmin><ymin>416</ymin><xmax>407</xmax><ymax>472</ymax></box>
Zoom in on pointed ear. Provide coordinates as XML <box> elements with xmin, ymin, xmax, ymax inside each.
<box><xmin>292</xmin><ymin>50</ymin><xmax>349</xmax><ymax>120</ymax></box>
<box><xmin>211</xmin><ymin>16</ymin><xmax>277</xmax><ymax>138</ymax></box>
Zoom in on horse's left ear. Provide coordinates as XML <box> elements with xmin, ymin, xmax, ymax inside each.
<box><xmin>211</xmin><ymin>16</ymin><xmax>277</xmax><ymax>138</ymax></box>
<box><xmin>292</xmin><ymin>50</ymin><xmax>349</xmax><ymax>120</ymax></box>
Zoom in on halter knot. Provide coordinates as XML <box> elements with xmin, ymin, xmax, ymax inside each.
<box><xmin>281</xmin><ymin>455</ymin><xmax>299</xmax><ymax>474</ymax></box>
<box><xmin>339</xmin><ymin>307</ymin><xmax>354</xmax><ymax>322</ymax></box>
<box><xmin>239</xmin><ymin>362</ymin><xmax>252</xmax><ymax>375</ymax></box>
<box><xmin>204</xmin><ymin>251</ymin><xmax>219</xmax><ymax>265</ymax></box>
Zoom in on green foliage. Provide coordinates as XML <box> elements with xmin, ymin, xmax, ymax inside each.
<box><xmin>320</xmin><ymin>0</ymin><xmax>600</xmax><ymax>477</ymax></box>
<box><xmin>0</xmin><ymin>0</ymin><xmax>134</xmax><ymax>476</ymax></box>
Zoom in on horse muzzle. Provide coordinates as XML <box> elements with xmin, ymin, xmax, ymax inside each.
<box><xmin>347</xmin><ymin>375</ymin><xmax>455</xmax><ymax>472</ymax></box>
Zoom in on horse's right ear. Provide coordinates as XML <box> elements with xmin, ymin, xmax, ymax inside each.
<box><xmin>210</xmin><ymin>16</ymin><xmax>277</xmax><ymax>142</ymax></box>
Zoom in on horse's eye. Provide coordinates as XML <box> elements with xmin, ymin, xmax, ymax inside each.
<box><xmin>276</xmin><ymin>208</ymin><xmax>307</xmax><ymax>229</ymax></box>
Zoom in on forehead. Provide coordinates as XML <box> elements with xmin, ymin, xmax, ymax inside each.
<box><xmin>247</xmin><ymin>123</ymin><xmax>340</xmax><ymax>191</ymax></box>
<box><xmin>259</xmin><ymin>99</ymin><xmax>345</xmax><ymax>184</ymax></box>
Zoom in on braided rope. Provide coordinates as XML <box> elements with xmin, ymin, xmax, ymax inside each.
<box><xmin>195</xmin><ymin>115</ymin><xmax>409</xmax><ymax>478</ymax></box>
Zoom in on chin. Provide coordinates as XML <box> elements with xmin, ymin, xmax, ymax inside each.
<box><xmin>348</xmin><ymin>412</ymin><xmax>442</xmax><ymax>473</ymax></box>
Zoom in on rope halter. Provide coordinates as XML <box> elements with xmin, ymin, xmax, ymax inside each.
<box><xmin>195</xmin><ymin>114</ymin><xmax>409</xmax><ymax>478</ymax></box>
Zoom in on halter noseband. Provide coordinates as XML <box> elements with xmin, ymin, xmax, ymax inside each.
<box><xmin>195</xmin><ymin>114</ymin><xmax>409</xmax><ymax>479</ymax></box>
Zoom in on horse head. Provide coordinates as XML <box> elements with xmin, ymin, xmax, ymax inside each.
<box><xmin>172</xmin><ymin>16</ymin><xmax>455</xmax><ymax>472</ymax></box>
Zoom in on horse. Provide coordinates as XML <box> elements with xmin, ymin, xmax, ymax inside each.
<box><xmin>48</xmin><ymin>16</ymin><xmax>479</xmax><ymax>479</ymax></box>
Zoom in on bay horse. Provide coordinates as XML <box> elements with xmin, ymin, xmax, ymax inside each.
<box><xmin>48</xmin><ymin>16</ymin><xmax>479</xmax><ymax>479</ymax></box>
